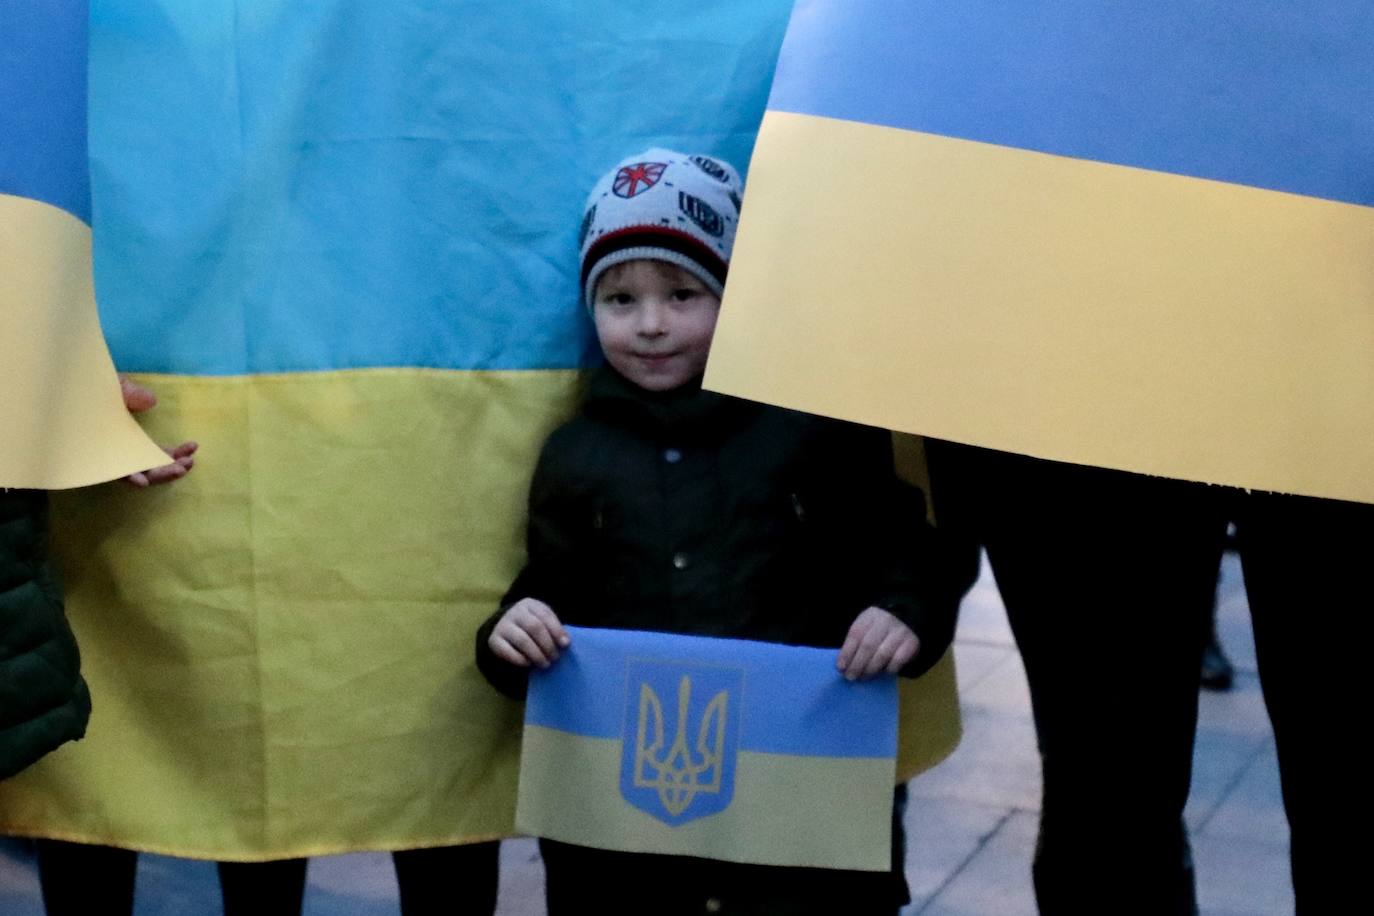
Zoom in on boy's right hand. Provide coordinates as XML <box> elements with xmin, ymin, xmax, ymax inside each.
<box><xmin>488</xmin><ymin>598</ymin><xmax>571</xmax><ymax>669</ymax></box>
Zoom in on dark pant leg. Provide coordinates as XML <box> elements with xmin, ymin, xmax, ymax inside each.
<box><xmin>217</xmin><ymin>858</ymin><xmax>308</xmax><ymax>916</ymax></box>
<box><xmin>540</xmin><ymin>839</ymin><xmax>678</xmax><ymax>916</ymax></box>
<box><xmin>390</xmin><ymin>842</ymin><xmax>500</xmax><ymax>916</ymax></box>
<box><xmin>36</xmin><ymin>840</ymin><xmax>137</xmax><ymax>916</ymax></box>
<box><xmin>929</xmin><ymin>443</ymin><xmax>1225</xmax><ymax>915</ymax></box>
<box><xmin>540</xmin><ymin>839</ymin><xmax>900</xmax><ymax>916</ymax></box>
<box><xmin>1235</xmin><ymin>491</ymin><xmax>1373</xmax><ymax>914</ymax></box>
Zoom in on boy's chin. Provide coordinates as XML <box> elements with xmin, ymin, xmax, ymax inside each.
<box><xmin>631</xmin><ymin>375</ymin><xmax>694</xmax><ymax>393</ymax></box>
<box><xmin>606</xmin><ymin>357</ymin><xmax>700</xmax><ymax>392</ymax></box>
<box><xmin>615</xmin><ymin>367</ymin><xmax>698</xmax><ymax>393</ymax></box>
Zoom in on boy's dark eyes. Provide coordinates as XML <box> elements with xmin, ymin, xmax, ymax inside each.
<box><xmin>598</xmin><ymin>288</ymin><xmax>702</xmax><ymax>306</ymax></box>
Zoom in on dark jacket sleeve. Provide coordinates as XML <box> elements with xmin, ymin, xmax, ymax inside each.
<box><xmin>474</xmin><ymin>431</ymin><xmax>582</xmax><ymax>700</ymax></box>
<box><xmin>809</xmin><ymin>423</ymin><xmax>975</xmax><ymax>679</ymax></box>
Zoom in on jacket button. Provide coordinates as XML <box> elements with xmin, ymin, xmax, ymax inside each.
<box><xmin>663</xmin><ymin>448</ymin><xmax>682</xmax><ymax>463</ymax></box>
<box><xmin>672</xmin><ymin>552</ymin><xmax>689</xmax><ymax>570</ymax></box>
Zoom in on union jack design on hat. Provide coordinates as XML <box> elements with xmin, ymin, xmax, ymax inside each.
<box><xmin>579</xmin><ymin>148</ymin><xmax>743</xmax><ymax>309</ymax></box>
<box><xmin>612</xmin><ymin>161</ymin><xmax>666</xmax><ymax>198</ymax></box>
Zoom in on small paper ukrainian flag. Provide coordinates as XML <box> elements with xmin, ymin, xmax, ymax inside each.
<box><xmin>516</xmin><ymin>626</ymin><xmax>898</xmax><ymax>872</ymax></box>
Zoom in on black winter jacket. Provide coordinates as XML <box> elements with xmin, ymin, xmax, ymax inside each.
<box><xmin>477</xmin><ymin>368</ymin><xmax>960</xmax><ymax>699</ymax></box>
<box><xmin>1</xmin><ymin>489</ymin><xmax>90</xmax><ymax>780</ymax></box>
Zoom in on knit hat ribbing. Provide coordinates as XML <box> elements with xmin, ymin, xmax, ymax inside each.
<box><xmin>579</xmin><ymin>149</ymin><xmax>743</xmax><ymax>309</ymax></box>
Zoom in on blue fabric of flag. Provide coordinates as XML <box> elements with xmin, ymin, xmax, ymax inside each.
<box><xmin>88</xmin><ymin>0</ymin><xmax>794</xmax><ymax>376</ymax></box>
<box><xmin>769</xmin><ymin>0</ymin><xmax>1374</xmax><ymax>208</ymax></box>
<box><xmin>0</xmin><ymin>0</ymin><xmax>89</xmax><ymax>221</ymax></box>
<box><xmin>526</xmin><ymin>626</ymin><xmax>898</xmax><ymax>759</ymax></box>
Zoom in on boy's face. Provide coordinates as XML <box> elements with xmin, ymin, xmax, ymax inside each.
<box><xmin>592</xmin><ymin>259</ymin><xmax>720</xmax><ymax>392</ymax></box>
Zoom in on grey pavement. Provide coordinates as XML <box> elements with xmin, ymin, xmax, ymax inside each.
<box><xmin>0</xmin><ymin>551</ymin><xmax>1290</xmax><ymax>914</ymax></box>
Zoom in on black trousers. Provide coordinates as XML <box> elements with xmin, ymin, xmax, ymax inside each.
<box><xmin>927</xmin><ymin>442</ymin><xmax>1369</xmax><ymax>915</ymax></box>
<box><xmin>540</xmin><ymin>839</ymin><xmax>904</xmax><ymax>916</ymax></box>
<box><xmin>1234</xmin><ymin>489</ymin><xmax>1371</xmax><ymax>914</ymax></box>
<box><xmin>36</xmin><ymin>839</ymin><xmax>499</xmax><ymax>916</ymax></box>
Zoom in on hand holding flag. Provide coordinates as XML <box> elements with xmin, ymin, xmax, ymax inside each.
<box><xmin>489</xmin><ymin>597</ymin><xmax>572</xmax><ymax>669</ymax></box>
<box><xmin>838</xmin><ymin>607</ymin><xmax>920</xmax><ymax>681</ymax></box>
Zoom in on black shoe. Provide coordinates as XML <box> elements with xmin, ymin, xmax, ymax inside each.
<box><xmin>1200</xmin><ymin>638</ymin><xmax>1234</xmax><ymax>691</ymax></box>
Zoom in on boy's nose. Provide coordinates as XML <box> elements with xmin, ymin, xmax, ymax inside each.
<box><xmin>637</xmin><ymin>303</ymin><xmax>668</xmax><ymax>335</ymax></box>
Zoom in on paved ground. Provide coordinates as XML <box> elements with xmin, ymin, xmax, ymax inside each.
<box><xmin>0</xmin><ymin>550</ymin><xmax>1291</xmax><ymax>914</ymax></box>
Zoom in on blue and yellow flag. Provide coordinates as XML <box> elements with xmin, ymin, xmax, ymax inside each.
<box><xmin>0</xmin><ymin>0</ymin><xmax>958</xmax><ymax>860</ymax></box>
<box><xmin>707</xmin><ymin>0</ymin><xmax>1374</xmax><ymax>504</ymax></box>
<box><xmin>518</xmin><ymin>627</ymin><xmax>897</xmax><ymax>872</ymax></box>
<box><xmin>0</xmin><ymin>0</ymin><xmax>167</xmax><ymax>488</ymax></box>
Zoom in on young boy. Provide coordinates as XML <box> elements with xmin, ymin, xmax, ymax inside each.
<box><xmin>476</xmin><ymin>150</ymin><xmax>959</xmax><ymax>915</ymax></box>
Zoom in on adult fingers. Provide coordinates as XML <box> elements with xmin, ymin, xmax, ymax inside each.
<box><xmin>120</xmin><ymin>376</ymin><xmax>157</xmax><ymax>412</ymax></box>
<box><xmin>142</xmin><ymin>462</ymin><xmax>188</xmax><ymax>487</ymax></box>
<box><xmin>167</xmin><ymin>441</ymin><xmax>199</xmax><ymax>460</ymax></box>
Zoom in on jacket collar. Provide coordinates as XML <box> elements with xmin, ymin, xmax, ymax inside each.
<box><xmin>583</xmin><ymin>366</ymin><xmax>757</xmax><ymax>444</ymax></box>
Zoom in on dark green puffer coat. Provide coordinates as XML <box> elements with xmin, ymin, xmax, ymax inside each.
<box><xmin>0</xmin><ymin>489</ymin><xmax>90</xmax><ymax>780</ymax></box>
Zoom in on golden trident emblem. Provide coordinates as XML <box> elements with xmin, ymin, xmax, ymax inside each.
<box><xmin>633</xmin><ymin>675</ymin><xmax>729</xmax><ymax>817</ymax></box>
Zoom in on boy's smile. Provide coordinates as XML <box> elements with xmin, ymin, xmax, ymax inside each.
<box><xmin>592</xmin><ymin>259</ymin><xmax>720</xmax><ymax>392</ymax></box>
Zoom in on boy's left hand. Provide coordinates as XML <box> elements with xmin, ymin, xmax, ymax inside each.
<box><xmin>838</xmin><ymin>607</ymin><xmax>920</xmax><ymax>681</ymax></box>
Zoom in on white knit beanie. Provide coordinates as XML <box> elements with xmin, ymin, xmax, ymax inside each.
<box><xmin>579</xmin><ymin>149</ymin><xmax>743</xmax><ymax>309</ymax></box>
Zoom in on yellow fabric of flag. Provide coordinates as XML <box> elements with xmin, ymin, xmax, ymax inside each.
<box><xmin>0</xmin><ymin>370</ymin><xmax>957</xmax><ymax>857</ymax></box>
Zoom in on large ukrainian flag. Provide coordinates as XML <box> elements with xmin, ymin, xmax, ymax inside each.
<box><xmin>707</xmin><ymin>0</ymin><xmax>1374</xmax><ymax>504</ymax></box>
<box><xmin>0</xmin><ymin>0</ymin><xmax>958</xmax><ymax>859</ymax></box>
<box><xmin>518</xmin><ymin>627</ymin><xmax>897</xmax><ymax>871</ymax></box>
<box><xmin>0</xmin><ymin>0</ymin><xmax>168</xmax><ymax>488</ymax></box>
